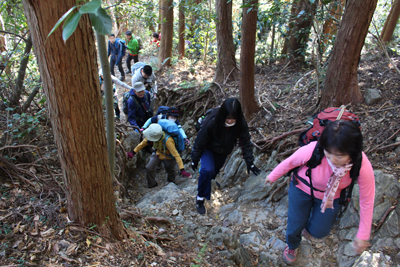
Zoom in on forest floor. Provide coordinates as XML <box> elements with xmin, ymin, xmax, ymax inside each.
<box><xmin>0</xmin><ymin>49</ymin><xmax>399</xmax><ymax>266</ymax></box>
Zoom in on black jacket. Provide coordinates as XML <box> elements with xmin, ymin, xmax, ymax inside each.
<box><xmin>191</xmin><ymin>112</ymin><xmax>254</xmax><ymax>165</ymax></box>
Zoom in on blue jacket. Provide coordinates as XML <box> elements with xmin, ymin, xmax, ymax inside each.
<box><xmin>127</xmin><ymin>89</ymin><xmax>152</xmax><ymax>128</ymax></box>
<box><xmin>108</xmin><ymin>39</ymin><xmax>124</xmax><ymax>65</ymax></box>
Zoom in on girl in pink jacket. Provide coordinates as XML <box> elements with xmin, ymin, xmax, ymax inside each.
<box><xmin>265</xmin><ymin>120</ymin><xmax>375</xmax><ymax>265</ymax></box>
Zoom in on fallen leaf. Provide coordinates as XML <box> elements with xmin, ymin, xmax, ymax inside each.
<box><xmin>86</xmin><ymin>238</ymin><xmax>91</xmax><ymax>247</ymax></box>
<box><xmin>96</xmin><ymin>237</ymin><xmax>102</xmax><ymax>244</ymax></box>
<box><xmin>65</xmin><ymin>244</ymin><xmax>78</xmax><ymax>256</ymax></box>
<box><xmin>244</xmin><ymin>227</ymin><xmax>252</xmax><ymax>233</ymax></box>
<box><xmin>41</xmin><ymin>228</ymin><xmax>55</xmax><ymax>238</ymax></box>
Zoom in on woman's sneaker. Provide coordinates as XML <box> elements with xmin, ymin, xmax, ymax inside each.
<box><xmin>196</xmin><ymin>198</ymin><xmax>206</xmax><ymax>215</ymax></box>
<box><xmin>283</xmin><ymin>245</ymin><xmax>297</xmax><ymax>265</ymax></box>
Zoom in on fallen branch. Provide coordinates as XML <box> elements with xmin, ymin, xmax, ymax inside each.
<box><xmin>255</xmin><ymin>128</ymin><xmax>307</xmax><ymax>151</ymax></box>
<box><xmin>367</xmin><ymin>128</ymin><xmax>400</xmax><ymax>153</ymax></box>
<box><xmin>291</xmin><ymin>69</ymin><xmax>315</xmax><ymax>93</ymax></box>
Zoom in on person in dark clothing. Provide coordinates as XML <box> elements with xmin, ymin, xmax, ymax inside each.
<box><xmin>191</xmin><ymin>97</ymin><xmax>261</xmax><ymax>215</ymax></box>
<box><xmin>127</xmin><ymin>81</ymin><xmax>153</xmax><ymax>129</ymax></box>
<box><xmin>107</xmin><ymin>34</ymin><xmax>125</xmax><ymax>81</ymax></box>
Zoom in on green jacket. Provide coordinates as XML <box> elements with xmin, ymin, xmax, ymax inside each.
<box><xmin>126</xmin><ymin>37</ymin><xmax>139</xmax><ymax>55</ymax></box>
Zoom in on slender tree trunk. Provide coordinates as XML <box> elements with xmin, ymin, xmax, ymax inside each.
<box><xmin>21</xmin><ymin>77</ymin><xmax>41</xmax><ymax>113</ymax></box>
<box><xmin>320</xmin><ymin>0</ymin><xmax>378</xmax><ymax>109</ymax></box>
<box><xmin>239</xmin><ymin>0</ymin><xmax>259</xmax><ymax>117</ymax></box>
<box><xmin>106</xmin><ymin>0</ymin><xmax>118</xmax><ymax>34</ymax></box>
<box><xmin>381</xmin><ymin>0</ymin><xmax>400</xmax><ymax>43</ymax></box>
<box><xmin>178</xmin><ymin>3</ymin><xmax>185</xmax><ymax>59</ymax></box>
<box><xmin>321</xmin><ymin>0</ymin><xmax>345</xmax><ymax>54</ymax></box>
<box><xmin>214</xmin><ymin>0</ymin><xmax>239</xmax><ymax>84</ymax></box>
<box><xmin>159</xmin><ymin>0</ymin><xmax>173</xmax><ymax>68</ymax></box>
<box><xmin>22</xmin><ymin>0</ymin><xmax>126</xmax><ymax>240</ymax></box>
<box><xmin>9</xmin><ymin>34</ymin><xmax>32</xmax><ymax>108</ymax></box>
<box><xmin>0</xmin><ymin>15</ymin><xmax>7</xmax><ymax>71</ymax></box>
<box><xmin>287</xmin><ymin>0</ymin><xmax>317</xmax><ymax>66</ymax></box>
<box><xmin>158</xmin><ymin>0</ymin><xmax>162</xmax><ymax>32</ymax></box>
<box><xmin>270</xmin><ymin>23</ymin><xmax>275</xmax><ymax>64</ymax></box>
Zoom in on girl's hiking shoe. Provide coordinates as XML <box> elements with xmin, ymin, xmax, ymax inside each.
<box><xmin>196</xmin><ymin>199</ymin><xmax>206</xmax><ymax>215</ymax></box>
<box><xmin>283</xmin><ymin>245</ymin><xmax>297</xmax><ymax>265</ymax></box>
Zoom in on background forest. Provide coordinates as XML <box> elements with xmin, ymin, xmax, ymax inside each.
<box><xmin>0</xmin><ymin>0</ymin><xmax>400</xmax><ymax>266</ymax></box>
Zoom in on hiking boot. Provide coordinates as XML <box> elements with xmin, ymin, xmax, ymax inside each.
<box><xmin>196</xmin><ymin>199</ymin><xmax>206</xmax><ymax>215</ymax></box>
<box><xmin>283</xmin><ymin>245</ymin><xmax>297</xmax><ymax>265</ymax></box>
<box><xmin>148</xmin><ymin>182</ymin><xmax>158</xmax><ymax>189</ymax></box>
<box><xmin>126</xmin><ymin>70</ymin><xmax>132</xmax><ymax>74</ymax></box>
<box><xmin>120</xmin><ymin>76</ymin><xmax>125</xmax><ymax>81</ymax></box>
<box><xmin>302</xmin><ymin>228</ymin><xmax>323</xmax><ymax>243</ymax></box>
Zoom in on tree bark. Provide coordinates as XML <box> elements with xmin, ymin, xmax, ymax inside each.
<box><xmin>22</xmin><ymin>0</ymin><xmax>126</xmax><ymax>240</ymax></box>
<box><xmin>159</xmin><ymin>0</ymin><xmax>173</xmax><ymax>68</ymax></box>
<box><xmin>178</xmin><ymin>3</ymin><xmax>185</xmax><ymax>59</ymax></box>
<box><xmin>239</xmin><ymin>0</ymin><xmax>259</xmax><ymax>117</ymax></box>
<box><xmin>321</xmin><ymin>0</ymin><xmax>345</xmax><ymax>54</ymax></box>
<box><xmin>287</xmin><ymin>0</ymin><xmax>317</xmax><ymax>66</ymax></box>
<box><xmin>214</xmin><ymin>0</ymin><xmax>239</xmax><ymax>84</ymax></box>
<box><xmin>380</xmin><ymin>0</ymin><xmax>400</xmax><ymax>43</ymax></box>
<box><xmin>320</xmin><ymin>0</ymin><xmax>378</xmax><ymax>109</ymax></box>
<box><xmin>9</xmin><ymin>34</ymin><xmax>32</xmax><ymax>108</ymax></box>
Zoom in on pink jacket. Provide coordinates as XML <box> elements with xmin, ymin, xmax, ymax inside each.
<box><xmin>268</xmin><ymin>142</ymin><xmax>375</xmax><ymax>240</ymax></box>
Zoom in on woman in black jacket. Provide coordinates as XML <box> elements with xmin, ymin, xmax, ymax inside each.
<box><xmin>191</xmin><ymin>98</ymin><xmax>261</xmax><ymax>214</ymax></box>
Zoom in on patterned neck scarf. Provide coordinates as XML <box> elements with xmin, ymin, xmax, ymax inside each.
<box><xmin>320</xmin><ymin>157</ymin><xmax>353</xmax><ymax>213</ymax></box>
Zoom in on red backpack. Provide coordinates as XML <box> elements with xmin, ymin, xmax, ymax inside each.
<box><xmin>298</xmin><ymin>106</ymin><xmax>361</xmax><ymax>146</ymax></box>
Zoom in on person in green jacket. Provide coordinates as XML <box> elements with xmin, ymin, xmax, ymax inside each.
<box><xmin>125</xmin><ymin>31</ymin><xmax>139</xmax><ymax>74</ymax></box>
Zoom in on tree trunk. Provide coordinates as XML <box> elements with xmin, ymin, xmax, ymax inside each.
<box><xmin>287</xmin><ymin>0</ymin><xmax>317</xmax><ymax>66</ymax></box>
<box><xmin>22</xmin><ymin>0</ymin><xmax>126</xmax><ymax>240</ymax></box>
<box><xmin>106</xmin><ymin>0</ymin><xmax>118</xmax><ymax>34</ymax></box>
<box><xmin>380</xmin><ymin>0</ymin><xmax>400</xmax><ymax>43</ymax></box>
<box><xmin>178</xmin><ymin>3</ymin><xmax>185</xmax><ymax>59</ymax></box>
<box><xmin>9</xmin><ymin>34</ymin><xmax>32</xmax><ymax>108</ymax></box>
<box><xmin>214</xmin><ymin>0</ymin><xmax>239</xmax><ymax>84</ymax></box>
<box><xmin>158</xmin><ymin>0</ymin><xmax>162</xmax><ymax>32</ymax></box>
<box><xmin>239</xmin><ymin>0</ymin><xmax>259</xmax><ymax>117</ymax></box>
<box><xmin>21</xmin><ymin>77</ymin><xmax>41</xmax><ymax>113</ymax></box>
<box><xmin>321</xmin><ymin>0</ymin><xmax>345</xmax><ymax>54</ymax></box>
<box><xmin>320</xmin><ymin>0</ymin><xmax>378</xmax><ymax>109</ymax></box>
<box><xmin>159</xmin><ymin>0</ymin><xmax>173</xmax><ymax>68</ymax></box>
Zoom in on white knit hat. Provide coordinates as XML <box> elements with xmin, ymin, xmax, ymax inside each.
<box><xmin>133</xmin><ymin>81</ymin><xmax>145</xmax><ymax>92</ymax></box>
<box><xmin>143</xmin><ymin>124</ymin><xmax>163</xmax><ymax>141</ymax></box>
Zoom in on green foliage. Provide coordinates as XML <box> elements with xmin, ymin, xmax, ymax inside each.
<box><xmin>4</xmin><ymin>108</ymin><xmax>47</xmax><ymax>142</ymax></box>
<box><xmin>191</xmin><ymin>243</ymin><xmax>207</xmax><ymax>267</ymax></box>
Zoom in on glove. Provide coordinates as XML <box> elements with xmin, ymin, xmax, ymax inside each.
<box><xmin>134</xmin><ymin>129</ymin><xmax>139</xmax><ymax>133</ymax></box>
<box><xmin>247</xmin><ymin>163</ymin><xmax>261</xmax><ymax>176</ymax></box>
<box><xmin>127</xmin><ymin>151</ymin><xmax>136</xmax><ymax>159</ymax></box>
<box><xmin>180</xmin><ymin>169</ymin><xmax>192</xmax><ymax>178</ymax></box>
<box><xmin>191</xmin><ymin>161</ymin><xmax>198</xmax><ymax>171</ymax></box>
<box><xmin>185</xmin><ymin>139</ymin><xmax>190</xmax><ymax>146</ymax></box>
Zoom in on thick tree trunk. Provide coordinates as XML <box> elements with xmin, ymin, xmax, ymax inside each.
<box><xmin>178</xmin><ymin>4</ymin><xmax>185</xmax><ymax>59</ymax></box>
<box><xmin>159</xmin><ymin>0</ymin><xmax>173</xmax><ymax>68</ymax></box>
<box><xmin>239</xmin><ymin>0</ymin><xmax>259</xmax><ymax>117</ymax></box>
<box><xmin>321</xmin><ymin>0</ymin><xmax>345</xmax><ymax>54</ymax></box>
<box><xmin>214</xmin><ymin>0</ymin><xmax>238</xmax><ymax>84</ymax></box>
<box><xmin>10</xmin><ymin>34</ymin><xmax>32</xmax><ymax>108</ymax></box>
<box><xmin>380</xmin><ymin>0</ymin><xmax>400</xmax><ymax>43</ymax></box>
<box><xmin>22</xmin><ymin>0</ymin><xmax>126</xmax><ymax>240</ymax></box>
<box><xmin>286</xmin><ymin>0</ymin><xmax>317</xmax><ymax>66</ymax></box>
<box><xmin>320</xmin><ymin>0</ymin><xmax>378</xmax><ymax>109</ymax></box>
<box><xmin>158</xmin><ymin>0</ymin><xmax>162</xmax><ymax>32</ymax></box>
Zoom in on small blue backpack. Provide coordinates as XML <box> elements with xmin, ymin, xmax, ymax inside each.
<box><xmin>158</xmin><ymin>119</ymin><xmax>185</xmax><ymax>153</ymax></box>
